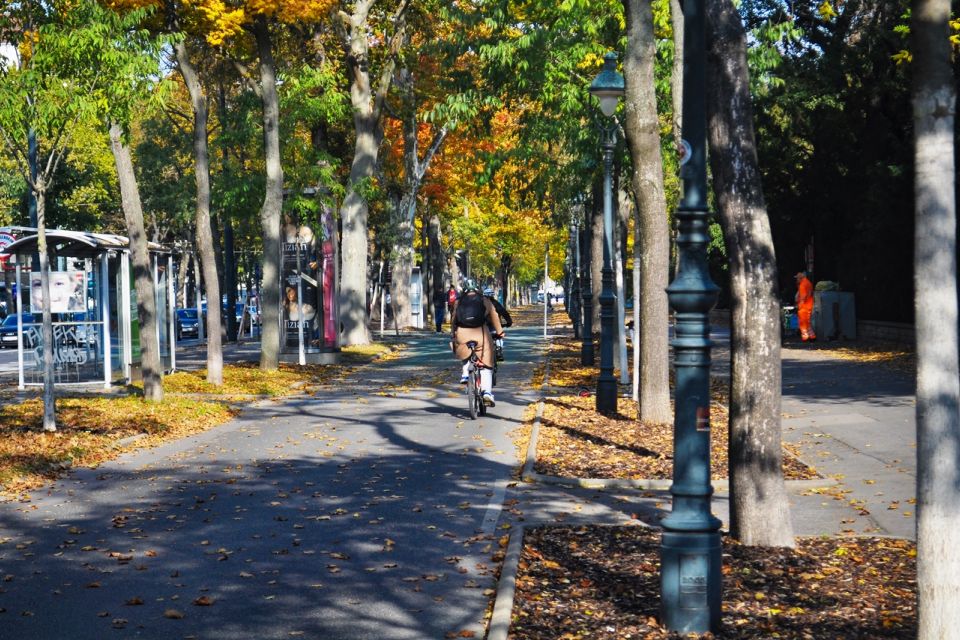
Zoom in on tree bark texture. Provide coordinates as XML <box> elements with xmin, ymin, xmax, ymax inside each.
<box><xmin>337</xmin><ymin>0</ymin><xmax>405</xmax><ymax>346</ymax></box>
<box><xmin>669</xmin><ymin>0</ymin><xmax>684</xmax><ymax>148</ymax></box>
<box><xmin>110</xmin><ymin>123</ymin><xmax>164</xmax><ymax>402</ymax></box>
<box><xmin>175</xmin><ymin>40</ymin><xmax>223</xmax><ymax>384</ymax></box>
<box><xmin>911</xmin><ymin>0</ymin><xmax>960</xmax><ymax>636</ymax></box>
<box><xmin>705</xmin><ymin>0</ymin><xmax>794</xmax><ymax>547</ymax></box>
<box><xmin>35</xmin><ymin>184</ymin><xmax>56</xmax><ymax>431</ymax></box>
<box><xmin>623</xmin><ymin>0</ymin><xmax>673</xmax><ymax>423</ymax></box>
<box><xmin>590</xmin><ymin>191</ymin><xmax>603</xmax><ymax>331</ymax></box>
<box><xmin>254</xmin><ymin>17</ymin><xmax>283</xmax><ymax>369</ymax></box>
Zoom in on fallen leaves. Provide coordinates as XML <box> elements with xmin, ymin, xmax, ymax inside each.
<box><xmin>511</xmin><ymin>526</ymin><xmax>916</xmax><ymax>639</ymax></box>
<box><xmin>532</xmin><ymin>395</ymin><xmax>817</xmax><ymax>481</ymax></box>
<box><xmin>0</xmin><ymin>396</ymin><xmax>237</xmax><ymax>497</ymax></box>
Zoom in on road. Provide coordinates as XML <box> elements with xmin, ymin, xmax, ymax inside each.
<box><xmin>0</xmin><ymin>328</ymin><xmax>544</xmax><ymax>639</ymax></box>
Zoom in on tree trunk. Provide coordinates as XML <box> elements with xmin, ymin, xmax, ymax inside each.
<box><xmin>175</xmin><ymin>39</ymin><xmax>223</xmax><ymax>384</ymax></box>
<box><xmin>623</xmin><ymin>0</ymin><xmax>672</xmax><ymax>423</ymax></box>
<box><xmin>176</xmin><ymin>248</ymin><xmax>189</xmax><ymax>308</ymax></box>
<box><xmin>669</xmin><ymin>0</ymin><xmax>684</xmax><ymax>149</ymax></box>
<box><xmin>35</xmin><ymin>183</ymin><xmax>56</xmax><ymax>431</ymax></box>
<box><xmin>912</xmin><ymin>0</ymin><xmax>960</xmax><ymax>636</ymax></box>
<box><xmin>705</xmin><ymin>0</ymin><xmax>794</xmax><ymax>547</ymax></box>
<box><xmin>224</xmin><ymin>218</ymin><xmax>238</xmax><ymax>341</ymax></box>
<box><xmin>337</xmin><ymin>1</ymin><xmax>406</xmax><ymax>346</ymax></box>
<box><xmin>590</xmin><ymin>192</ymin><xmax>603</xmax><ymax>331</ymax></box>
<box><xmin>254</xmin><ymin>16</ymin><xmax>283</xmax><ymax>368</ymax></box>
<box><xmin>110</xmin><ymin>123</ymin><xmax>163</xmax><ymax>402</ymax></box>
<box><xmin>218</xmin><ymin>83</ymin><xmax>239</xmax><ymax>342</ymax></box>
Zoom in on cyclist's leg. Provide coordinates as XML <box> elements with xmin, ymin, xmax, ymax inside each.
<box><xmin>480</xmin><ymin>368</ymin><xmax>493</xmax><ymax>393</ymax></box>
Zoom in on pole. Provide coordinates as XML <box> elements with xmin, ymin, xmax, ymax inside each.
<box><xmin>543</xmin><ymin>244</ymin><xmax>549</xmax><ymax>337</ymax></box>
<box><xmin>596</xmin><ymin>124</ymin><xmax>618</xmax><ymax>414</ymax></box>
<box><xmin>660</xmin><ymin>0</ymin><xmax>722</xmax><ymax>632</ymax></box>
<box><xmin>295</xmin><ymin>240</ymin><xmax>305</xmax><ymax>366</ymax></box>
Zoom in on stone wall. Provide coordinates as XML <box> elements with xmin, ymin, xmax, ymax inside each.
<box><xmin>856</xmin><ymin>320</ymin><xmax>915</xmax><ymax>345</ymax></box>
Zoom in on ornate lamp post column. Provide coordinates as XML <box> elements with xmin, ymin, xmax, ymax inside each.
<box><xmin>589</xmin><ymin>53</ymin><xmax>625</xmax><ymax>415</ymax></box>
<box><xmin>660</xmin><ymin>0</ymin><xmax>722</xmax><ymax>633</ymax></box>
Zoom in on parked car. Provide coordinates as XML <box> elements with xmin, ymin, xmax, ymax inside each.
<box><xmin>0</xmin><ymin>313</ymin><xmax>37</xmax><ymax>348</ymax></box>
<box><xmin>176</xmin><ymin>308</ymin><xmax>200</xmax><ymax>340</ymax></box>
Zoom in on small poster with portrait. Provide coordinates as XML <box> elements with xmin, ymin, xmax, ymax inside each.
<box><xmin>30</xmin><ymin>271</ymin><xmax>86</xmax><ymax>313</ymax></box>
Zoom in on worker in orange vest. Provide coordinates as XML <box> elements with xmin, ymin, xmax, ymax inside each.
<box><xmin>794</xmin><ymin>271</ymin><xmax>816</xmax><ymax>342</ymax></box>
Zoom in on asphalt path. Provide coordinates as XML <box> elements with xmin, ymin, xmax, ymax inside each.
<box><xmin>0</xmin><ymin>327</ymin><xmax>545</xmax><ymax>639</ymax></box>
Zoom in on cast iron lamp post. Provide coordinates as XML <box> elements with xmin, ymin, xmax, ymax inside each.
<box><xmin>588</xmin><ymin>52</ymin><xmax>624</xmax><ymax>415</ymax></box>
<box><xmin>660</xmin><ymin>0</ymin><xmax>722</xmax><ymax>632</ymax></box>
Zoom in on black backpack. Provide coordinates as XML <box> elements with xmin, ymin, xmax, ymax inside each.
<box><xmin>456</xmin><ymin>292</ymin><xmax>487</xmax><ymax>328</ymax></box>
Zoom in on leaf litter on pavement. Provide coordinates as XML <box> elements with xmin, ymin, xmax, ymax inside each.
<box><xmin>510</xmin><ymin>525</ymin><xmax>915</xmax><ymax>639</ymax></box>
<box><xmin>506</xmin><ymin>314</ymin><xmax>917</xmax><ymax>639</ymax></box>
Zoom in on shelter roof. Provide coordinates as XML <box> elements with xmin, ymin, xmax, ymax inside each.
<box><xmin>3</xmin><ymin>228</ymin><xmax>170</xmax><ymax>259</ymax></box>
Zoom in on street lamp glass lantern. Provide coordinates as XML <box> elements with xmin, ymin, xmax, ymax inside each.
<box><xmin>589</xmin><ymin>52</ymin><xmax>625</xmax><ymax>118</ymax></box>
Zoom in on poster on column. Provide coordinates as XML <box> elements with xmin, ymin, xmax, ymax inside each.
<box><xmin>281</xmin><ymin>218</ymin><xmax>319</xmax><ymax>352</ymax></box>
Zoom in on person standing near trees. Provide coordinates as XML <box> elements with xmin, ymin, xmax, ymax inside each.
<box><xmin>794</xmin><ymin>271</ymin><xmax>816</xmax><ymax>342</ymax></box>
<box><xmin>432</xmin><ymin>288</ymin><xmax>446</xmax><ymax>333</ymax></box>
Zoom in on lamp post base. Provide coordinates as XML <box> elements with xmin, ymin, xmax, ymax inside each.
<box><xmin>659</xmin><ymin>530</ymin><xmax>722</xmax><ymax>634</ymax></box>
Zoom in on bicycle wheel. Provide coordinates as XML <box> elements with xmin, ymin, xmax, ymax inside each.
<box><xmin>467</xmin><ymin>368</ymin><xmax>477</xmax><ymax>420</ymax></box>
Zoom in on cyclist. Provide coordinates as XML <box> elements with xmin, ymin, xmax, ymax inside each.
<box><xmin>452</xmin><ymin>281</ymin><xmax>504</xmax><ymax>406</ymax></box>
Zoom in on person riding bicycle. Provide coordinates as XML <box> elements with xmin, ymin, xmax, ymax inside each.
<box><xmin>452</xmin><ymin>281</ymin><xmax>504</xmax><ymax>407</ymax></box>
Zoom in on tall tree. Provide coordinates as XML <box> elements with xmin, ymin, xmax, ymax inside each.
<box><xmin>171</xmin><ymin>32</ymin><xmax>224</xmax><ymax>382</ymax></box>
<box><xmin>110</xmin><ymin>122</ymin><xmax>164</xmax><ymax>401</ymax></box>
<box><xmin>622</xmin><ymin>0</ymin><xmax>672</xmax><ymax>423</ymax></box>
<box><xmin>385</xmin><ymin>66</ymin><xmax>447</xmax><ymax>328</ymax></box>
<box><xmin>0</xmin><ymin>0</ymin><xmax>160</xmax><ymax>428</ymax></box>
<box><xmin>705</xmin><ymin>0</ymin><xmax>793</xmax><ymax>546</ymax></box>
<box><xmin>911</xmin><ymin>0</ymin><xmax>959</xmax><ymax>634</ymax></box>
<box><xmin>334</xmin><ymin>0</ymin><xmax>410</xmax><ymax>346</ymax></box>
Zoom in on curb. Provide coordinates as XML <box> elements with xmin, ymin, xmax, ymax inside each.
<box><xmin>487</xmin><ymin>525</ymin><xmax>524</xmax><ymax>640</ymax></box>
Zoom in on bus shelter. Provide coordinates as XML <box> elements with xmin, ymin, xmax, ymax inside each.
<box><xmin>4</xmin><ymin>229</ymin><xmax>175</xmax><ymax>389</ymax></box>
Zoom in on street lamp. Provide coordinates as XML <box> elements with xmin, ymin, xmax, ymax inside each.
<box><xmin>589</xmin><ymin>52</ymin><xmax>624</xmax><ymax>415</ymax></box>
<box><xmin>660</xmin><ymin>0</ymin><xmax>722</xmax><ymax>633</ymax></box>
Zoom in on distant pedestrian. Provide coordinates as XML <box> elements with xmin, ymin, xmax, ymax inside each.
<box><xmin>446</xmin><ymin>285</ymin><xmax>458</xmax><ymax>319</ymax></box>
<box><xmin>432</xmin><ymin>289</ymin><xmax>446</xmax><ymax>333</ymax></box>
<box><xmin>794</xmin><ymin>271</ymin><xmax>816</xmax><ymax>342</ymax></box>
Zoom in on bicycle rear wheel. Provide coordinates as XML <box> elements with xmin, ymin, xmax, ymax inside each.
<box><xmin>467</xmin><ymin>368</ymin><xmax>477</xmax><ymax>419</ymax></box>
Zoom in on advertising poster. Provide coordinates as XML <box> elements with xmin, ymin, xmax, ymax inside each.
<box><xmin>281</xmin><ymin>218</ymin><xmax>320</xmax><ymax>352</ymax></box>
<box><xmin>30</xmin><ymin>270</ymin><xmax>85</xmax><ymax>313</ymax></box>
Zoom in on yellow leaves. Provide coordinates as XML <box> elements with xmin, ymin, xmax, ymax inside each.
<box><xmin>0</xmin><ymin>395</ymin><xmax>236</xmax><ymax>497</ymax></box>
<box><xmin>817</xmin><ymin>0</ymin><xmax>837</xmax><ymax>21</ymax></box>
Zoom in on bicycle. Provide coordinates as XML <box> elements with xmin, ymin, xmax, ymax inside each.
<box><xmin>464</xmin><ymin>340</ymin><xmax>487</xmax><ymax>419</ymax></box>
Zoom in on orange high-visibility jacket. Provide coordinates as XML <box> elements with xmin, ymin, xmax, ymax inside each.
<box><xmin>796</xmin><ymin>276</ymin><xmax>814</xmax><ymax>311</ymax></box>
